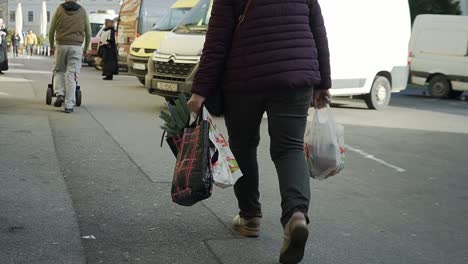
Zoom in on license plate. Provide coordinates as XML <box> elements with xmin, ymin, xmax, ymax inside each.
<box><xmin>133</xmin><ymin>63</ymin><xmax>146</xmax><ymax>70</ymax></box>
<box><xmin>157</xmin><ymin>82</ymin><xmax>178</xmax><ymax>92</ymax></box>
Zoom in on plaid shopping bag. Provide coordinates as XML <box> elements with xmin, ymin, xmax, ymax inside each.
<box><xmin>166</xmin><ymin>135</ymin><xmax>182</xmax><ymax>158</ymax></box>
<box><xmin>171</xmin><ymin>119</ymin><xmax>213</xmax><ymax>206</ymax></box>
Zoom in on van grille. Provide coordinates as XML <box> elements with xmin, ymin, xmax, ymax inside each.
<box><xmin>155</xmin><ymin>76</ymin><xmax>186</xmax><ymax>82</ymax></box>
<box><xmin>155</xmin><ymin>61</ymin><xmax>195</xmax><ymax>77</ymax></box>
<box><xmin>131</xmin><ymin>69</ymin><xmax>147</xmax><ymax>76</ymax></box>
<box><xmin>145</xmin><ymin>49</ymin><xmax>156</xmax><ymax>54</ymax></box>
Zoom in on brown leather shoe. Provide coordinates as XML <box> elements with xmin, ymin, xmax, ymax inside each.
<box><xmin>232</xmin><ymin>215</ymin><xmax>261</xmax><ymax>238</ymax></box>
<box><xmin>279</xmin><ymin>212</ymin><xmax>309</xmax><ymax>264</ymax></box>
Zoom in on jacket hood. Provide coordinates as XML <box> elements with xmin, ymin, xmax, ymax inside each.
<box><xmin>61</xmin><ymin>2</ymin><xmax>82</xmax><ymax>12</ymax></box>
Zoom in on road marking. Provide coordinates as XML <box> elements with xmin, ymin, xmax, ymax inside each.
<box><xmin>0</xmin><ymin>92</ymin><xmax>10</xmax><ymax>97</ymax></box>
<box><xmin>9</xmin><ymin>63</ymin><xmax>24</xmax><ymax>67</ymax></box>
<box><xmin>345</xmin><ymin>144</ymin><xmax>407</xmax><ymax>173</ymax></box>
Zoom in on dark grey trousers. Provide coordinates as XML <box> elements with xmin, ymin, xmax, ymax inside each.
<box><xmin>224</xmin><ymin>88</ymin><xmax>313</xmax><ymax>227</ymax></box>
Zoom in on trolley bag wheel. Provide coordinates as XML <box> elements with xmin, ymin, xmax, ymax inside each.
<box><xmin>46</xmin><ymin>86</ymin><xmax>53</xmax><ymax>105</ymax></box>
<box><xmin>76</xmin><ymin>88</ymin><xmax>82</xmax><ymax>107</ymax></box>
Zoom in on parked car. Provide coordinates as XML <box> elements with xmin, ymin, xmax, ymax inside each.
<box><xmin>85</xmin><ymin>10</ymin><xmax>117</xmax><ymax>66</ymax></box>
<box><xmin>86</xmin><ymin>25</ymin><xmax>103</xmax><ymax>66</ymax></box>
<box><xmin>127</xmin><ymin>0</ymin><xmax>199</xmax><ymax>85</ymax></box>
<box><xmin>146</xmin><ymin>0</ymin><xmax>411</xmax><ymax>110</ymax></box>
<box><xmin>409</xmin><ymin>15</ymin><xmax>468</xmax><ymax>99</ymax></box>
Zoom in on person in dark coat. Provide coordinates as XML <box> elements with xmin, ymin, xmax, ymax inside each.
<box><xmin>101</xmin><ymin>19</ymin><xmax>118</xmax><ymax>80</ymax></box>
<box><xmin>0</xmin><ymin>18</ymin><xmax>8</xmax><ymax>74</ymax></box>
<box><xmin>187</xmin><ymin>0</ymin><xmax>332</xmax><ymax>263</ymax></box>
<box><xmin>11</xmin><ymin>31</ymin><xmax>21</xmax><ymax>58</ymax></box>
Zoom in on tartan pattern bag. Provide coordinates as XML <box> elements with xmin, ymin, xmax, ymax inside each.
<box><xmin>166</xmin><ymin>135</ymin><xmax>182</xmax><ymax>158</ymax></box>
<box><xmin>171</xmin><ymin>118</ymin><xmax>213</xmax><ymax>206</ymax></box>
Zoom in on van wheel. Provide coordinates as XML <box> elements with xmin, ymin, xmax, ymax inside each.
<box><xmin>138</xmin><ymin>77</ymin><xmax>145</xmax><ymax>85</ymax></box>
<box><xmin>428</xmin><ymin>75</ymin><xmax>451</xmax><ymax>98</ymax></box>
<box><xmin>365</xmin><ymin>76</ymin><xmax>391</xmax><ymax>110</ymax></box>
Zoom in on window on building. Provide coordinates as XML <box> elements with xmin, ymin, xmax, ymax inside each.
<box><xmin>28</xmin><ymin>11</ymin><xmax>34</xmax><ymax>22</ymax></box>
<box><xmin>10</xmin><ymin>11</ymin><xmax>15</xmax><ymax>22</ymax></box>
<box><xmin>47</xmin><ymin>11</ymin><xmax>50</xmax><ymax>22</ymax></box>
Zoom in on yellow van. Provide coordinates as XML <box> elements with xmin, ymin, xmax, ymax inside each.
<box><xmin>127</xmin><ymin>0</ymin><xmax>199</xmax><ymax>85</ymax></box>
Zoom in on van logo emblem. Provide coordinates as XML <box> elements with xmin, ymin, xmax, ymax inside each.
<box><xmin>168</xmin><ymin>55</ymin><xmax>176</xmax><ymax>64</ymax></box>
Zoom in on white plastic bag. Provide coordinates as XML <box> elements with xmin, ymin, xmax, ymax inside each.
<box><xmin>304</xmin><ymin>106</ymin><xmax>345</xmax><ymax>180</ymax></box>
<box><xmin>203</xmin><ymin>107</ymin><xmax>243</xmax><ymax>188</ymax></box>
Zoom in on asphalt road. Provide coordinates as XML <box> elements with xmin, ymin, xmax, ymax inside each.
<box><xmin>1</xmin><ymin>56</ymin><xmax>468</xmax><ymax>264</ymax></box>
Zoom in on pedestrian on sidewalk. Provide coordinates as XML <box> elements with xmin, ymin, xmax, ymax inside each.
<box><xmin>100</xmin><ymin>19</ymin><xmax>118</xmax><ymax>81</ymax></box>
<box><xmin>25</xmin><ymin>30</ymin><xmax>38</xmax><ymax>59</ymax></box>
<box><xmin>49</xmin><ymin>0</ymin><xmax>91</xmax><ymax>113</ymax></box>
<box><xmin>0</xmin><ymin>18</ymin><xmax>8</xmax><ymax>74</ymax></box>
<box><xmin>188</xmin><ymin>0</ymin><xmax>331</xmax><ymax>263</ymax></box>
<box><xmin>11</xmin><ymin>31</ymin><xmax>21</xmax><ymax>58</ymax></box>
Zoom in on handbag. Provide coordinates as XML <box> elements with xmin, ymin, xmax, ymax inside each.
<box><xmin>97</xmin><ymin>45</ymin><xmax>105</xmax><ymax>58</ymax></box>
<box><xmin>204</xmin><ymin>0</ymin><xmax>254</xmax><ymax>117</ymax></box>
<box><xmin>171</xmin><ymin>110</ymin><xmax>213</xmax><ymax>206</ymax></box>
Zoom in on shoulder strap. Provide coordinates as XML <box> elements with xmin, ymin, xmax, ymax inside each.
<box><xmin>236</xmin><ymin>0</ymin><xmax>254</xmax><ymax>31</ymax></box>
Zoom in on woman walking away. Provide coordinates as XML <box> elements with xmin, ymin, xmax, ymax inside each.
<box><xmin>188</xmin><ymin>0</ymin><xmax>331</xmax><ymax>263</ymax></box>
<box><xmin>101</xmin><ymin>19</ymin><xmax>118</xmax><ymax>80</ymax></box>
<box><xmin>11</xmin><ymin>31</ymin><xmax>21</xmax><ymax>58</ymax></box>
<box><xmin>0</xmin><ymin>18</ymin><xmax>8</xmax><ymax>74</ymax></box>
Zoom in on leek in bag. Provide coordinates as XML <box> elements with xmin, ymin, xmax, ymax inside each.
<box><xmin>304</xmin><ymin>106</ymin><xmax>345</xmax><ymax>180</ymax></box>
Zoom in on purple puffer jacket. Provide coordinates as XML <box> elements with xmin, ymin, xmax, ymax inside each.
<box><xmin>192</xmin><ymin>0</ymin><xmax>331</xmax><ymax>97</ymax></box>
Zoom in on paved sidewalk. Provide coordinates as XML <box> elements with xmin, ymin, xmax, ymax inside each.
<box><xmin>0</xmin><ymin>78</ymin><xmax>86</xmax><ymax>264</ymax></box>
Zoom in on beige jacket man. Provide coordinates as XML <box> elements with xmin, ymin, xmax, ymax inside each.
<box><xmin>49</xmin><ymin>0</ymin><xmax>91</xmax><ymax>113</ymax></box>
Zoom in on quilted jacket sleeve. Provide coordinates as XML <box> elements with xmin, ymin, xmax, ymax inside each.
<box><xmin>309</xmin><ymin>0</ymin><xmax>331</xmax><ymax>90</ymax></box>
<box><xmin>191</xmin><ymin>0</ymin><xmax>236</xmax><ymax>98</ymax></box>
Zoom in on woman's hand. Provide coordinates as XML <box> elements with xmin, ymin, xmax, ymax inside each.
<box><xmin>187</xmin><ymin>93</ymin><xmax>206</xmax><ymax>113</ymax></box>
<box><xmin>313</xmin><ymin>89</ymin><xmax>332</xmax><ymax>109</ymax></box>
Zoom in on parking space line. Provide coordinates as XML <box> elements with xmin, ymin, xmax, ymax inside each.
<box><xmin>345</xmin><ymin>144</ymin><xmax>407</xmax><ymax>173</ymax></box>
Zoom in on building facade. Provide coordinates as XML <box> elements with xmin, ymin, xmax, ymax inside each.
<box><xmin>0</xmin><ymin>0</ymin><xmax>121</xmax><ymax>35</ymax></box>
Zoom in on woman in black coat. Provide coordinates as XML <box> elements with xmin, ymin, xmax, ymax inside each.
<box><xmin>11</xmin><ymin>31</ymin><xmax>20</xmax><ymax>58</ymax></box>
<box><xmin>101</xmin><ymin>19</ymin><xmax>118</xmax><ymax>80</ymax></box>
<box><xmin>0</xmin><ymin>18</ymin><xmax>8</xmax><ymax>74</ymax></box>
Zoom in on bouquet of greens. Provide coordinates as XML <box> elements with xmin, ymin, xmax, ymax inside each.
<box><xmin>159</xmin><ymin>94</ymin><xmax>191</xmax><ymax>156</ymax></box>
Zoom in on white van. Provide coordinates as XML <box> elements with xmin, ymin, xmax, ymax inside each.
<box><xmin>147</xmin><ymin>0</ymin><xmax>411</xmax><ymax>109</ymax></box>
<box><xmin>409</xmin><ymin>15</ymin><xmax>468</xmax><ymax>98</ymax></box>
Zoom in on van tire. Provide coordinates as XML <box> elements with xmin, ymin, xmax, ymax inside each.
<box><xmin>428</xmin><ymin>75</ymin><xmax>451</xmax><ymax>98</ymax></box>
<box><xmin>138</xmin><ymin>77</ymin><xmax>145</xmax><ymax>85</ymax></box>
<box><xmin>365</xmin><ymin>76</ymin><xmax>392</xmax><ymax>110</ymax></box>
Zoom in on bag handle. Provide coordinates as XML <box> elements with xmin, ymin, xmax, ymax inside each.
<box><xmin>235</xmin><ymin>0</ymin><xmax>254</xmax><ymax>34</ymax></box>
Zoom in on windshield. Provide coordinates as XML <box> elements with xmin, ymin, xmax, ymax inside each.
<box><xmin>174</xmin><ymin>0</ymin><xmax>212</xmax><ymax>34</ymax></box>
<box><xmin>153</xmin><ymin>8</ymin><xmax>191</xmax><ymax>31</ymax></box>
<box><xmin>138</xmin><ymin>0</ymin><xmax>174</xmax><ymax>34</ymax></box>
<box><xmin>91</xmin><ymin>23</ymin><xmax>103</xmax><ymax>37</ymax></box>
